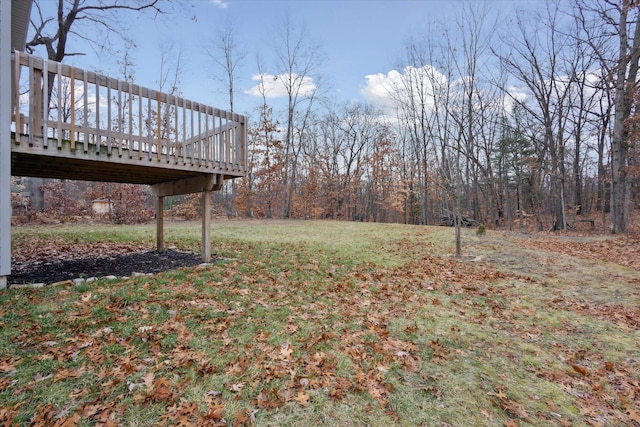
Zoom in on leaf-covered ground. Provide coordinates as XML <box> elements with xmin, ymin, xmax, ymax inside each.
<box><xmin>1</xmin><ymin>221</ymin><xmax>639</xmax><ymax>426</ymax></box>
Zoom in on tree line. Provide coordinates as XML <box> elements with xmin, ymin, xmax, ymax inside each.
<box><xmin>227</xmin><ymin>1</ymin><xmax>638</xmax><ymax>234</ymax></box>
<box><xmin>18</xmin><ymin>0</ymin><xmax>640</xmax><ymax>233</ymax></box>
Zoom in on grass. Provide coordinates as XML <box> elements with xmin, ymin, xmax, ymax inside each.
<box><xmin>2</xmin><ymin>220</ymin><xmax>640</xmax><ymax>426</ymax></box>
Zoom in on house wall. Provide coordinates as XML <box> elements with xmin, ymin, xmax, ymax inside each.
<box><xmin>1</xmin><ymin>0</ymin><xmax>12</xmax><ymax>286</ymax></box>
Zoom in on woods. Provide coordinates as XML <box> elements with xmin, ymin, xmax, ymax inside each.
<box><xmin>14</xmin><ymin>0</ymin><xmax>640</xmax><ymax>233</ymax></box>
<box><xmin>229</xmin><ymin>1</ymin><xmax>640</xmax><ymax>231</ymax></box>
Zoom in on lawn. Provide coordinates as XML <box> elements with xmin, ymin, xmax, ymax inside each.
<box><xmin>1</xmin><ymin>220</ymin><xmax>639</xmax><ymax>426</ymax></box>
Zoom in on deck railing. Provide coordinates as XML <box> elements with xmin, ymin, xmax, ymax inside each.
<box><xmin>11</xmin><ymin>51</ymin><xmax>247</xmax><ymax>175</ymax></box>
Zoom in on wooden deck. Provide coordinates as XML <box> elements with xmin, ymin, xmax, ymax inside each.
<box><xmin>11</xmin><ymin>51</ymin><xmax>247</xmax><ymax>195</ymax></box>
<box><xmin>4</xmin><ymin>51</ymin><xmax>249</xmax><ymax>271</ymax></box>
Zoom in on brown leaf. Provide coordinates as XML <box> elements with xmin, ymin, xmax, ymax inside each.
<box><xmin>143</xmin><ymin>371</ymin><xmax>155</xmax><ymax>390</ymax></box>
<box><xmin>571</xmin><ymin>364</ymin><xmax>589</xmax><ymax>376</ymax></box>
<box><xmin>204</xmin><ymin>401</ymin><xmax>225</xmax><ymax>421</ymax></box>
<box><xmin>229</xmin><ymin>382</ymin><xmax>245</xmax><ymax>393</ymax></box>
<box><xmin>234</xmin><ymin>408</ymin><xmax>250</xmax><ymax>425</ymax></box>
<box><xmin>152</xmin><ymin>377</ymin><xmax>173</xmax><ymax>402</ymax></box>
<box><xmin>0</xmin><ymin>357</ymin><xmax>21</xmax><ymax>373</ymax></box>
<box><xmin>279</xmin><ymin>344</ymin><xmax>293</xmax><ymax>361</ymax></box>
<box><xmin>56</xmin><ymin>413</ymin><xmax>81</xmax><ymax>427</ymax></box>
<box><xmin>627</xmin><ymin>406</ymin><xmax>640</xmax><ymax>424</ymax></box>
<box><xmin>295</xmin><ymin>391</ymin><xmax>310</xmax><ymax>406</ymax></box>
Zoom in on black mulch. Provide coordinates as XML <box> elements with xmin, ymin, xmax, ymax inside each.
<box><xmin>8</xmin><ymin>249</ymin><xmax>205</xmax><ymax>285</ymax></box>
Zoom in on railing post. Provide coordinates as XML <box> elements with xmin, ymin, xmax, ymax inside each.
<box><xmin>243</xmin><ymin>116</ymin><xmax>248</xmax><ymax>173</ymax></box>
<box><xmin>30</xmin><ymin>56</ymin><xmax>42</xmax><ymax>141</ymax></box>
<box><xmin>13</xmin><ymin>51</ymin><xmax>23</xmax><ymax>141</ymax></box>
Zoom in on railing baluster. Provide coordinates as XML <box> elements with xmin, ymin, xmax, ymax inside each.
<box><xmin>95</xmin><ymin>75</ymin><xmax>100</xmax><ymax>154</ymax></box>
<box><xmin>197</xmin><ymin>103</ymin><xmax>202</xmax><ymax>167</ymax></box>
<box><xmin>106</xmin><ymin>76</ymin><xmax>112</xmax><ymax>155</ymax></box>
<box><xmin>174</xmin><ymin>93</ymin><xmax>179</xmax><ymax>163</ymax></box>
<box><xmin>83</xmin><ymin>69</ymin><xmax>88</xmax><ymax>152</ymax></box>
<box><xmin>42</xmin><ymin>59</ymin><xmax>48</xmax><ymax>147</ymax></box>
<box><xmin>190</xmin><ymin>101</ymin><xmax>194</xmax><ymax>164</ymax></box>
<box><xmin>138</xmin><ymin>85</ymin><xmax>143</xmax><ymax>158</ymax></box>
<box><xmin>228</xmin><ymin>112</ymin><xmax>233</xmax><ymax>171</ymax></box>
<box><xmin>233</xmin><ymin>115</ymin><xmax>237</xmax><ymax>170</ymax></box>
<box><xmin>117</xmin><ymin>79</ymin><xmax>123</xmax><ymax>157</ymax></box>
<box><xmin>56</xmin><ymin>61</ymin><xmax>62</xmax><ymax>148</ymax></box>
<box><xmin>27</xmin><ymin>55</ymin><xmax>34</xmax><ymax>146</ymax></box>
<box><xmin>223</xmin><ymin>111</ymin><xmax>229</xmax><ymax>171</ymax></box>
<box><xmin>219</xmin><ymin>112</ymin><xmax>223</xmax><ymax>168</ymax></box>
<box><xmin>204</xmin><ymin>106</ymin><xmax>210</xmax><ymax>167</ymax></box>
<box><xmin>157</xmin><ymin>90</ymin><xmax>162</xmax><ymax>162</ymax></box>
<box><xmin>182</xmin><ymin>98</ymin><xmax>187</xmax><ymax>164</ymax></box>
<box><xmin>127</xmin><ymin>80</ymin><xmax>133</xmax><ymax>155</ymax></box>
<box><xmin>236</xmin><ymin>115</ymin><xmax>240</xmax><ymax>171</ymax></box>
<box><xmin>147</xmin><ymin>89</ymin><xmax>152</xmax><ymax>160</ymax></box>
<box><xmin>70</xmin><ymin>66</ymin><xmax>75</xmax><ymax>151</ymax></box>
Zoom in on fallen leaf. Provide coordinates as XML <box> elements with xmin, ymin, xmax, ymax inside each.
<box><xmin>204</xmin><ymin>400</ymin><xmax>225</xmax><ymax>421</ymax></box>
<box><xmin>143</xmin><ymin>371</ymin><xmax>155</xmax><ymax>390</ymax></box>
<box><xmin>571</xmin><ymin>364</ymin><xmax>589</xmax><ymax>376</ymax></box>
<box><xmin>235</xmin><ymin>408</ymin><xmax>250</xmax><ymax>424</ymax></box>
<box><xmin>152</xmin><ymin>377</ymin><xmax>173</xmax><ymax>402</ymax></box>
<box><xmin>295</xmin><ymin>391</ymin><xmax>310</xmax><ymax>406</ymax></box>
<box><xmin>230</xmin><ymin>382</ymin><xmax>245</xmax><ymax>392</ymax></box>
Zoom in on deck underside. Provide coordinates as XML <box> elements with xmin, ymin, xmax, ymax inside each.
<box><xmin>11</xmin><ymin>151</ymin><xmax>212</xmax><ymax>184</ymax></box>
<box><xmin>10</xmin><ymin>134</ymin><xmax>243</xmax><ymax>192</ymax></box>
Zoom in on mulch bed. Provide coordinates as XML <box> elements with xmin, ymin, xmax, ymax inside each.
<box><xmin>8</xmin><ymin>249</ymin><xmax>205</xmax><ymax>285</ymax></box>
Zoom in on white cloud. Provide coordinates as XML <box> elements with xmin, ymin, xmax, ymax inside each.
<box><xmin>210</xmin><ymin>0</ymin><xmax>228</xmax><ymax>9</ymax></box>
<box><xmin>507</xmin><ymin>85</ymin><xmax>528</xmax><ymax>101</ymax></box>
<box><xmin>245</xmin><ymin>73</ymin><xmax>317</xmax><ymax>99</ymax></box>
<box><xmin>361</xmin><ymin>70</ymin><xmax>402</xmax><ymax>113</ymax></box>
<box><xmin>361</xmin><ymin>65</ymin><xmax>449</xmax><ymax>115</ymax></box>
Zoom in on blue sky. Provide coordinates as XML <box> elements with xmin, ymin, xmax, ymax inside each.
<box><xmin>30</xmin><ymin>0</ymin><xmax>540</xmax><ymax>117</ymax></box>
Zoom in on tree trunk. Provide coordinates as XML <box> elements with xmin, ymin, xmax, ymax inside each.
<box><xmin>610</xmin><ymin>4</ymin><xmax>640</xmax><ymax>233</ymax></box>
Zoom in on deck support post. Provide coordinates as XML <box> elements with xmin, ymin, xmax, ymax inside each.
<box><xmin>201</xmin><ymin>190</ymin><xmax>212</xmax><ymax>262</ymax></box>
<box><xmin>157</xmin><ymin>196</ymin><xmax>165</xmax><ymax>253</ymax></box>
<box><xmin>0</xmin><ymin>0</ymin><xmax>13</xmax><ymax>289</ymax></box>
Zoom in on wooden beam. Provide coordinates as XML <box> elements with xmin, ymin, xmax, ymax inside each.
<box><xmin>201</xmin><ymin>190</ymin><xmax>212</xmax><ymax>262</ymax></box>
<box><xmin>157</xmin><ymin>196</ymin><xmax>165</xmax><ymax>253</ymax></box>
<box><xmin>151</xmin><ymin>174</ymin><xmax>220</xmax><ymax>197</ymax></box>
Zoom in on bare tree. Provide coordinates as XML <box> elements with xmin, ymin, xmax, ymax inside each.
<box><xmin>205</xmin><ymin>23</ymin><xmax>246</xmax><ymax>216</ymax></box>
<box><xmin>392</xmin><ymin>33</ymin><xmax>451</xmax><ymax>226</ymax></box>
<box><xmin>271</xmin><ymin>14</ymin><xmax>323</xmax><ymax>218</ymax></box>
<box><xmin>205</xmin><ymin>23</ymin><xmax>246</xmax><ymax>115</ymax></box>
<box><xmin>497</xmin><ymin>1</ymin><xmax>576</xmax><ymax>230</ymax></box>
<box><xmin>26</xmin><ymin>0</ymin><xmax>166</xmax><ymax>63</ymax></box>
<box><xmin>576</xmin><ymin>0</ymin><xmax>640</xmax><ymax>233</ymax></box>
